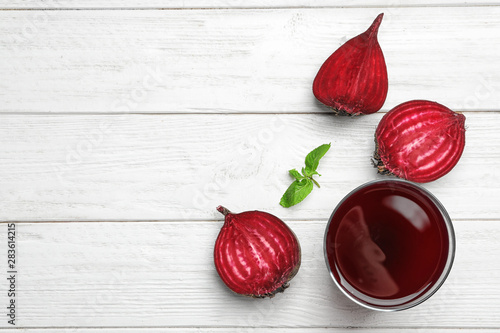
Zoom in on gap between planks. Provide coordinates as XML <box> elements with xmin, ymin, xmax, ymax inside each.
<box><xmin>0</xmin><ymin>326</ymin><xmax>498</xmax><ymax>330</ymax></box>
<box><xmin>0</xmin><ymin>217</ymin><xmax>496</xmax><ymax>223</ymax></box>
<box><xmin>2</xmin><ymin>4</ymin><xmax>500</xmax><ymax>10</ymax></box>
<box><xmin>0</xmin><ymin>111</ymin><xmax>496</xmax><ymax>115</ymax></box>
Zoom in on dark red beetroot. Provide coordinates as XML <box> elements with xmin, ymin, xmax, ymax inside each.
<box><xmin>313</xmin><ymin>13</ymin><xmax>388</xmax><ymax>116</ymax></box>
<box><xmin>214</xmin><ymin>206</ymin><xmax>301</xmax><ymax>298</ymax></box>
<box><xmin>374</xmin><ymin>100</ymin><xmax>466</xmax><ymax>183</ymax></box>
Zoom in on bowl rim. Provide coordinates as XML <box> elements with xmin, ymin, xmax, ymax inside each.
<box><xmin>323</xmin><ymin>178</ymin><xmax>456</xmax><ymax>311</ymax></box>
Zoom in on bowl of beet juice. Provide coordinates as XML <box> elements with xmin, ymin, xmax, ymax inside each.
<box><xmin>324</xmin><ymin>179</ymin><xmax>455</xmax><ymax>311</ymax></box>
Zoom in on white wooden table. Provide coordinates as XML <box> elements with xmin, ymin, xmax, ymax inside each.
<box><xmin>1</xmin><ymin>1</ymin><xmax>499</xmax><ymax>332</ymax></box>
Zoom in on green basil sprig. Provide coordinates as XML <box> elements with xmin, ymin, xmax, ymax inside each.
<box><xmin>280</xmin><ymin>143</ymin><xmax>331</xmax><ymax>208</ymax></box>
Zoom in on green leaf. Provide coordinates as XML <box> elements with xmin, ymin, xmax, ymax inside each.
<box><xmin>280</xmin><ymin>143</ymin><xmax>331</xmax><ymax>208</ymax></box>
<box><xmin>302</xmin><ymin>167</ymin><xmax>319</xmax><ymax>178</ymax></box>
<box><xmin>304</xmin><ymin>143</ymin><xmax>331</xmax><ymax>176</ymax></box>
<box><xmin>288</xmin><ymin>169</ymin><xmax>304</xmax><ymax>181</ymax></box>
<box><xmin>279</xmin><ymin>179</ymin><xmax>314</xmax><ymax>208</ymax></box>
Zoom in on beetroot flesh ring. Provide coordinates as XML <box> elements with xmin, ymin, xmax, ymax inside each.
<box><xmin>214</xmin><ymin>206</ymin><xmax>301</xmax><ymax>298</ymax></box>
<box><xmin>374</xmin><ymin>100</ymin><xmax>466</xmax><ymax>183</ymax></box>
<box><xmin>313</xmin><ymin>13</ymin><xmax>388</xmax><ymax>116</ymax></box>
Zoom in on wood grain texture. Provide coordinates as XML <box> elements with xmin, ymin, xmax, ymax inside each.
<box><xmin>1</xmin><ymin>3</ymin><xmax>499</xmax><ymax>332</ymax></box>
<box><xmin>0</xmin><ymin>112</ymin><xmax>497</xmax><ymax>222</ymax></box>
<box><xmin>0</xmin><ymin>220</ymin><xmax>498</xmax><ymax>328</ymax></box>
<box><xmin>5</xmin><ymin>327</ymin><xmax>498</xmax><ymax>333</ymax></box>
<box><xmin>1</xmin><ymin>8</ymin><xmax>499</xmax><ymax>113</ymax></box>
<box><xmin>1</xmin><ymin>0</ymin><xmax>499</xmax><ymax>9</ymax></box>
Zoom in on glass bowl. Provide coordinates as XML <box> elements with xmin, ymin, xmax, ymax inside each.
<box><xmin>324</xmin><ymin>179</ymin><xmax>455</xmax><ymax>311</ymax></box>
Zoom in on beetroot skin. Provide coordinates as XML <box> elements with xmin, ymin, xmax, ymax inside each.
<box><xmin>374</xmin><ymin>100</ymin><xmax>466</xmax><ymax>183</ymax></box>
<box><xmin>313</xmin><ymin>13</ymin><xmax>388</xmax><ymax>115</ymax></box>
<box><xmin>214</xmin><ymin>206</ymin><xmax>301</xmax><ymax>298</ymax></box>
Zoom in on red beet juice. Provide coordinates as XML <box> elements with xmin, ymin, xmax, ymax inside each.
<box><xmin>325</xmin><ymin>180</ymin><xmax>455</xmax><ymax>310</ymax></box>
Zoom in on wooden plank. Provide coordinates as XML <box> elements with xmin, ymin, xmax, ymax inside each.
<box><xmin>15</xmin><ymin>328</ymin><xmax>498</xmax><ymax>332</ymax></box>
<box><xmin>1</xmin><ymin>0</ymin><xmax>499</xmax><ymax>9</ymax></box>
<box><xmin>0</xmin><ymin>219</ymin><xmax>498</xmax><ymax>328</ymax></box>
<box><xmin>0</xmin><ymin>112</ymin><xmax>497</xmax><ymax>222</ymax></box>
<box><xmin>1</xmin><ymin>8</ymin><xmax>499</xmax><ymax>113</ymax></box>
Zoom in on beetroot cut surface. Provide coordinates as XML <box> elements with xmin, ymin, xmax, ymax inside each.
<box><xmin>214</xmin><ymin>206</ymin><xmax>301</xmax><ymax>298</ymax></box>
<box><xmin>313</xmin><ymin>13</ymin><xmax>388</xmax><ymax>116</ymax></box>
<box><xmin>374</xmin><ymin>100</ymin><xmax>466</xmax><ymax>183</ymax></box>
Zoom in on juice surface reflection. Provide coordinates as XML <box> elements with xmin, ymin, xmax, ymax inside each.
<box><xmin>326</xmin><ymin>182</ymin><xmax>449</xmax><ymax>304</ymax></box>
